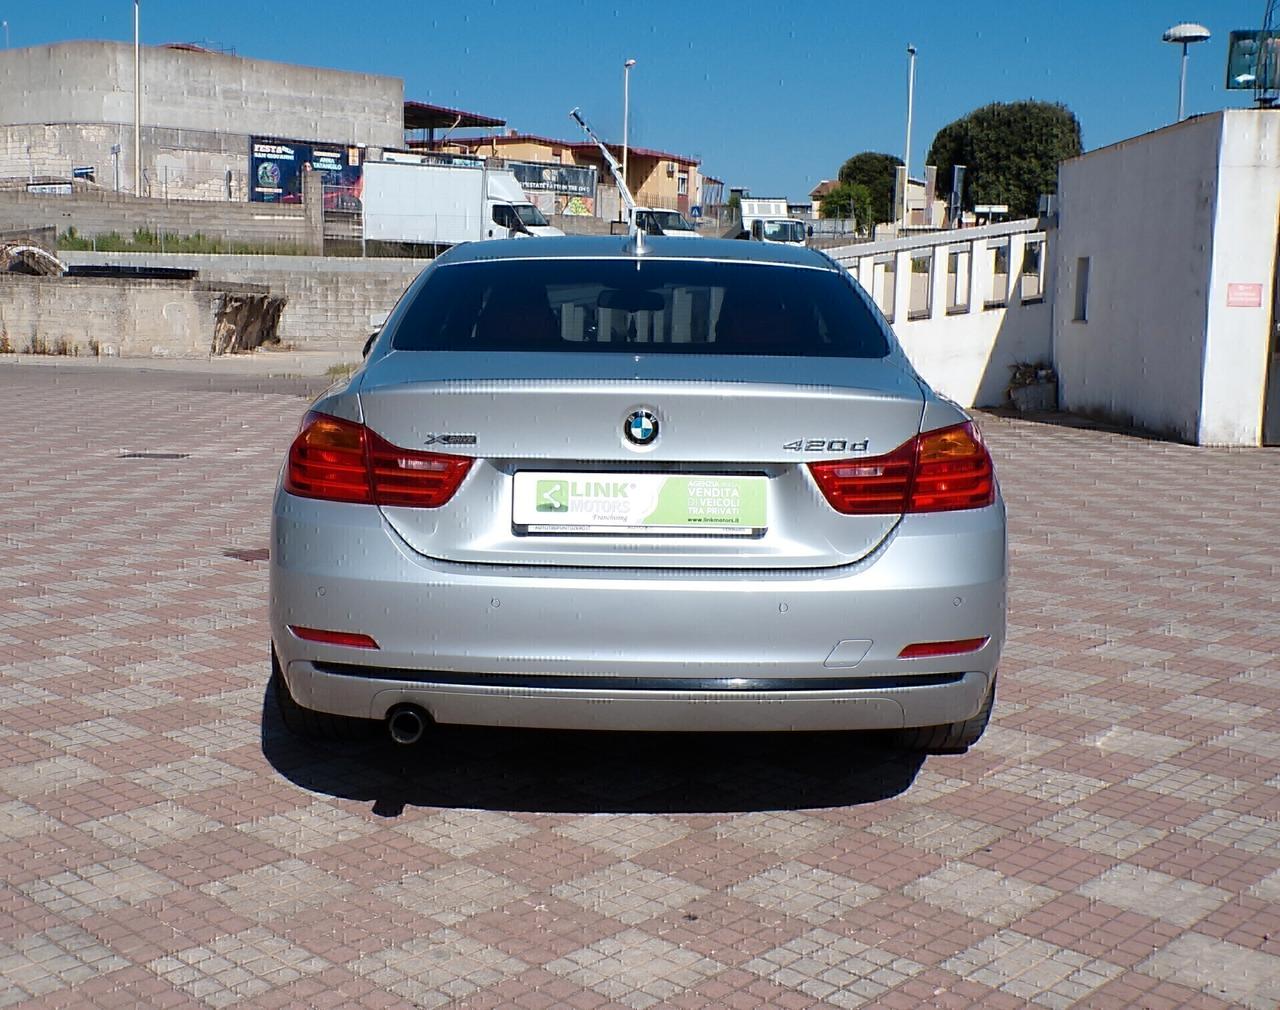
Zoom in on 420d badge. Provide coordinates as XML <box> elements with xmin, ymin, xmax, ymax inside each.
<box><xmin>782</xmin><ymin>438</ymin><xmax>870</xmax><ymax>452</ymax></box>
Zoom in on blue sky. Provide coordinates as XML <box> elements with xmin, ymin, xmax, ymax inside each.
<box><xmin>13</xmin><ymin>1</ymin><xmax>1268</xmax><ymax>200</ymax></box>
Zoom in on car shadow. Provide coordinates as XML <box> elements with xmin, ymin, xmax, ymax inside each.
<box><xmin>260</xmin><ymin>682</ymin><xmax>927</xmax><ymax>816</ymax></box>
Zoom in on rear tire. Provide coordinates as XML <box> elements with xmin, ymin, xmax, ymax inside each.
<box><xmin>896</xmin><ymin>674</ymin><xmax>996</xmax><ymax>753</ymax></box>
<box><xmin>271</xmin><ymin>646</ymin><xmax>375</xmax><ymax>741</ymax></box>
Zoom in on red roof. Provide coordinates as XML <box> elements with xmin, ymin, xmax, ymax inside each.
<box><xmin>568</xmin><ymin>141</ymin><xmax>698</xmax><ymax>167</ymax></box>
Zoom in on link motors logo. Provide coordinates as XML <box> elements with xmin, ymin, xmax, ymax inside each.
<box><xmin>624</xmin><ymin>409</ymin><xmax>659</xmax><ymax>446</ymax></box>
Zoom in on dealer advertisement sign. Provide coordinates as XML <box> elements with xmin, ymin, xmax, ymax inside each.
<box><xmin>249</xmin><ymin>137</ymin><xmax>363</xmax><ymax>207</ymax></box>
<box><xmin>512</xmin><ymin>472</ymin><xmax>766</xmax><ymax>535</ymax></box>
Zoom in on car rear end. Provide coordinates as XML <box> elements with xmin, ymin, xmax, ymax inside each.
<box><xmin>270</xmin><ymin>238</ymin><xmax>1005</xmax><ymax>743</ymax></box>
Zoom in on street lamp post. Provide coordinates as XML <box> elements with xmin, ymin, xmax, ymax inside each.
<box><xmin>903</xmin><ymin>45</ymin><xmax>917</xmax><ymax>223</ymax></box>
<box><xmin>1163</xmin><ymin>23</ymin><xmax>1211</xmax><ymax>121</ymax></box>
<box><xmin>134</xmin><ymin>0</ymin><xmax>142</xmax><ymax>195</ymax></box>
<box><xmin>622</xmin><ymin>58</ymin><xmax>636</xmax><ymax>205</ymax></box>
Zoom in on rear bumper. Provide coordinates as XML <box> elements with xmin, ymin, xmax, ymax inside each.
<box><xmin>270</xmin><ymin>489</ymin><xmax>1005</xmax><ymax>732</ymax></box>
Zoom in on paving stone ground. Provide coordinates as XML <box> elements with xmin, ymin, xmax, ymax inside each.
<box><xmin>1</xmin><ymin>363</ymin><xmax>1277</xmax><ymax>1009</ymax></box>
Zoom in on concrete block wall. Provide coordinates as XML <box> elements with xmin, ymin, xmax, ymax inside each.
<box><xmin>0</xmin><ymin>184</ymin><xmax>322</xmax><ymax>251</ymax></box>
<box><xmin>0</xmin><ymin>274</ymin><xmax>251</xmax><ymax>357</ymax></box>
<box><xmin>0</xmin><ymin>42</ymin><xmax>403</xmax><ymax>147</ymax></box>
<box><xmin>58</xmin><ymin>251</ymin><xmax>430</xmax><ymax>352</ymax></box>
<box><xmin>0</xmin><ymin>123</ymin><xmax>254</xmax><ymax>201</ymax></box>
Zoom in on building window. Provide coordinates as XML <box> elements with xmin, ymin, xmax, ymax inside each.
<box><xmin>1021</xmin><ymin>240</ymin><xmax>1045</xmax><ymax>302</ymax></box>
<box><xmin>908</xmin><ymin>250</ymin><xmax>933</xmax><ymax>320</ymax></box>
<box><xmin>946</xmin><ymin>245</ymin><xmax>972</xmax><ymax>314</ymax></box>
<box><xmin>1074</xmin><ymin>257</ymin><xmax>1090</xmax><ymax>322</ymax></box>
<box><xmin>677</xmin><ymin>173</ymin><xmax>688</xmax><ymax>196</ymax></box>
<box><xmin>985</xmin><ymin>242</ymin><xmax>1010</xmax><ymax>308</ymax></box>
<box><xmin>874</xmin><ymin>256</ymin><xmax>896</xmax><ymax>323</ymax></box>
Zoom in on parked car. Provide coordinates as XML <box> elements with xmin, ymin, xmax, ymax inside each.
<box><xmin>270</xmin><ymin>236</ymin><xmax>1005</xmax><ymax>751</ymax></box>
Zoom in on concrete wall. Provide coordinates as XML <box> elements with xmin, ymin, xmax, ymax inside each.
<box><xmin>0</xmin><ymin>42</ymin><xmax>403</xmax><ymax>196</ymax></box>
<box><xmin>829</xmin><ymin>219</ymin><xmax>1053</xmax><ymax>408</ymax></box>
<box><xmin>1053</xmin><ymin>114</ymin><xmax>1222</xmax><ymax>443</ymax></box>
<box><xmin>0</xmin><ymin>42</ymin><xmax>402</xmax><ymax>145</ymax></box>
<box><xmin>1200</xmin><ymin>110</ymin><xmax>1280</xmax><ymax>446</ymax></box>
<box><xmin>0</xmin><ymin>274</ymin><xmax>259</xmax><ymax>357</ymax></box>
<box><xmin>58</xmin><ymin>251</ymin><xmax>429</xmax><ymax>352</ymax></box>
<box><xmin>1053</xmin><ymin>110</ymin><xmax>1279</xmax><ymax>445</ymax></box>
<box><xmin>0</xmin><ymin>122</ymin><xmax>263</xmax><ymax>201</ymax></box>
<box><xmin>0</xmin><ymin>182</ymin><xmax>323</xmax><ymax>250</ymax></box>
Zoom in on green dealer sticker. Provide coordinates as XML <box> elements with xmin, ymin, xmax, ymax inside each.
<box><xmin>642</xmin><ymin>477</ymin><xmax>766</xmax><ymax>526</ymax></box>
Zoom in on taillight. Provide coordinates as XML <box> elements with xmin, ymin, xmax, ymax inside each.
<box><xmin>284</xmin><ymin>413</ymin><xmax>371</xmax><ymax>504</ymax></box>
<box><xmin>284</xmin><ymin>411</ymin><xmax>472</xmax><ymax>508</ymax></box>
<box><xmin>809</xmin><ymin>421</ymin><xmax>994</xmax><ymax>515</ymax></box>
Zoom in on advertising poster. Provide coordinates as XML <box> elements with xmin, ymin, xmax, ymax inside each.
<box><xmin>250</xmin><ymin>137</ymin><xmax>363</xmax><ymax>208</ymax></box>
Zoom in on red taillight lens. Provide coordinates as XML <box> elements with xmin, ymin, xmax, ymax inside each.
<box><xmin>899</xmin><ymin>637</ymin><xmax>989</xmax><ymax>658</ymax></box>
<box><xmin>288</xmin><ymin>625</ymin><xmax>379</xmax><ymax>649</ymax></box>
<box><xmin>366</xmin><ymin>429</ymin><xmax>473</xmax><ymax>508</ymax></box>
<box><xmin>808</xmin><ymin>441</ymin><xmax>915</xmax><ymax>515</ymax></box>
<box><xmin>284</xmin><ymin>411</ymin><xmax>472</xmax><ymax>508</ymax></box>
<box><xmin>910</xmin><ymin>422</ymin><xmax>996</xmax><ymax>513</ymax></box>
<box><xmin>284</xmin><ymin>413</ymin><xmax>372</xmax><ymax>504</ymax></box>
<box><xmin>808</xmin><ymin>421</ymin><xmax>995</xmax><ymax>515</ymax></box>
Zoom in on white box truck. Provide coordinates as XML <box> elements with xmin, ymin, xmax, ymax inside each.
<box><xmin>740</xmin><ymin>197</ymin><xmax>808</xmax><ymax>245</ymax></box>
<box><xmin>361</xmin><ymin>160</ymin><xmax>563</xmax><ymax>246</ymax></box>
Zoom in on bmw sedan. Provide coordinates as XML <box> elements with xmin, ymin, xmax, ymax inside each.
<box><xmin>270</xmin><ymin>236</ymin><xmax>1005</xmax><ymax>751</ymax></box>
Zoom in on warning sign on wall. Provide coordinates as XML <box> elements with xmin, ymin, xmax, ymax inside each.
<box><xmin>1227</xmin><ymin>283</ymin><xmax>1264</xmax><ymax>308</ymax></box>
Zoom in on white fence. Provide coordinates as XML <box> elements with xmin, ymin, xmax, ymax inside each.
<box><xmin>828</xmin><ymin>219</ymin><xmax>1054</xmax><ymax>408</ymax></box>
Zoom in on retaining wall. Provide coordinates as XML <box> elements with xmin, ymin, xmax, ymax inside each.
<box><xmin>0</xmin><ymin>273</ymin><xmax>269</xmax><ymax>357</ymax></box>
<box><xmin>58</xmin><ymin>251</ymin><xmax>431</xmax><ymax>352</ymax></box>
<box><xmin>0</xmin><ymin>176</ymin><xmax>323</xmax><ymax>251</ymax></box>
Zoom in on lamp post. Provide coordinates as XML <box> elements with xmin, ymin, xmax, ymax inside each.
<box><xmin>622</xmin><ymin>58</ymin><xmax>636</xmax><ymax>200</ymax></box>
<box><xmin>134</xmin><ymin>0</ymin><xmax>142</xmax><ymax>195</ymax></box>
<box><xmin>3</xmin><ymin>22</ymin><xmax>10</xmax><ymax>48</ymax></box>
<box><xmin>903</xmin><ymin>45</ymin><xmax>917</xmax><ymax>223</ymax></box>
<box><xmin>1163</xmin><ymin>23</ymin><xmax>1210</xmax><ymax>121</ymax></box>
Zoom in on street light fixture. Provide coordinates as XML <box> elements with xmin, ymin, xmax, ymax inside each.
<box><xmin>622</xmin><ymin>58</ymin><xmax>636</xmax><ymax>201</ymax></box>
<box><xmin>1163</xmin><ymin>22</ymin><xmax>1211</xmax><ymax>122</ymax></box>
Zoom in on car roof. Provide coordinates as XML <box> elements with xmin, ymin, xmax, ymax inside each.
<box><xmin>435</xmin><ymin>235</ymin><xmax>837</xmax><ymax>270</ymax></box>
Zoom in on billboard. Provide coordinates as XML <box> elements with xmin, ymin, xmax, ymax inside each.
<box><xmin>250</xmin><ymin>137</ymin><xmax>363</xmax><ymax>207</ymax></box>
<box><xmin>507</xmin><ymin>160</ymin><xmax>597</xmax><ymax>198</ymax></box>
<box><xmin>1226</xmin><ymin>30</ymin><xmax>1280</xmax><ymax>90</ymax></box>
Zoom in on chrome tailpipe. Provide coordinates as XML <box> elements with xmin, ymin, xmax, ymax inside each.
<box><xmin>386</xmin><ymin>704</ymin><xmax>429</xmax><ymax>746</ymax></box>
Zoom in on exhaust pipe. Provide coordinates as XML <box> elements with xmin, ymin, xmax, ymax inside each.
<box><xmin>387</xmin><ymin>704</ymin><xmax>429</xmax><ymax>746</ymax></box>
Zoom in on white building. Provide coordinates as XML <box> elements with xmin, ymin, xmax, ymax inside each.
<box><xmin>1054</xmin><ymin>109</ymin><xmax>1280</xmax><ymax>446</ymax></box>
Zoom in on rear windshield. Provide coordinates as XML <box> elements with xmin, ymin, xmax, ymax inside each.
<box><xmin>392</xmin><ymin>259</ymin><xmax>890</xmax><ymax>358</ymax></box>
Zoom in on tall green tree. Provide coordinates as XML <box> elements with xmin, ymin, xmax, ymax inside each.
<box><xmin>926</xmin><ymin>101</ymin><xmax>1082</xmax><ymax>217</ymax></box>
<box><xmin>837</xmin><ymin>152</ymin><xmax>902</xmax><ymax>227</ymax></box>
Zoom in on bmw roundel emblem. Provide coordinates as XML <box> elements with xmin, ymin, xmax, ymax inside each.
<box><xmin>624</xmin><ymin>409</ymin><xmax>659</xmax><ymax>446</ymax></box>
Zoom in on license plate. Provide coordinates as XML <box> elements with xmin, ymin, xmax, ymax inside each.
<box><xmin>513</xmin><ymin>472</ymin><xmax>767</xmax><ymax>534</ymax></box>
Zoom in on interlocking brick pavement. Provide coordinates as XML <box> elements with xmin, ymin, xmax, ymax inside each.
<box><xmin>1</xmin><ymin>363</ymin><xmax>1277</xmax><ymax>1008</ymax></box>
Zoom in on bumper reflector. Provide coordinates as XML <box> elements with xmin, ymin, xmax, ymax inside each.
<box><xmin>288</xmin><ymin>625</ymin><xmax>380</xmax><ymax>650</ymax></box>
<box><xmin>899</xmin><ymin>637</ymin><xmax>989</xmax><ymax>659</ymax></box>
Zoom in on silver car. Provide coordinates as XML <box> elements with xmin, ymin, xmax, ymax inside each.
<box><xmin>270</xmin><ymin>236</ymin><xmax>1005</xmax><ymax>751</ymax></box>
